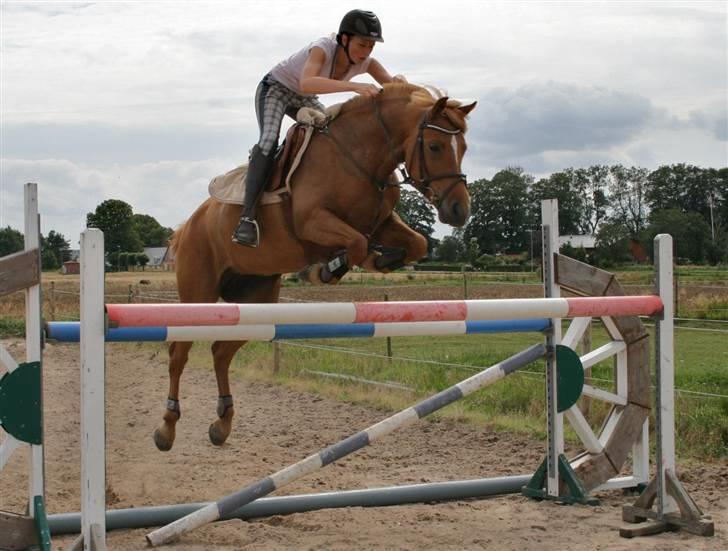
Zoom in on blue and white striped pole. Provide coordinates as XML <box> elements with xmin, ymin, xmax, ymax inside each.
<box><xmin>146</xmin><ymin>343</ymin><xmax>547</xmax><ymax>547</ymax></box>
<box><xmin>46</xmin><ymin>319</ymin><xmax>550</xmax><ymax>343</ymax></box>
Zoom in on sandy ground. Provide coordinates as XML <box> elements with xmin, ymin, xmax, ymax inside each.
<box><xmin>1</xmin><ymin>338</ymin><xmax>726</xmax><ymax>551</ymax></box>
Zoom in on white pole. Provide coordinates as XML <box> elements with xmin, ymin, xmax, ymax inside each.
<box><xmin>23</xmin><ymin>183</ymin><xmax>44</xmax><ymax>515</ymax></box>
<box><xmin>654</xmin><ymin>234</ymin><xmax>678</xmax><ymax>514</ymax></box>
<box><xmin>541</xmin><ymin>199</ymin><xmax>563</xmax><ymax>497</ymax></box>
<box><xmin>80</xmin><ymin>229</ymin><xmax>107</xmax><ymax>550</ymax></box>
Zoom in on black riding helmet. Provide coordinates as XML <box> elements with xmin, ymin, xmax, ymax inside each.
<box><xmin>337</xmin><ymin>9</ymin><xmax>384</xmax><ymax>43</ymax></box>
<box><xmin>335</xmin><ymin>10</ymin><xmax>383</xmax><ymax>66</ymax></box>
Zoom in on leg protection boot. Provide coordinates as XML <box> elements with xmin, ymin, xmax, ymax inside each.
<box><xmin>232</xmin><ymin>145</ymin><xmax>277</xmax><ymax>247</ymax></box>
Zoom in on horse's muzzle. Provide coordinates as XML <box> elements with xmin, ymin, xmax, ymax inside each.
<box><xmin>438</xmin><ymin>197</ymin><xmax>471</xmax><ymax>227</ymax></box>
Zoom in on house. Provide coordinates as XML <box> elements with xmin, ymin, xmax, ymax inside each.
<box><xmin>61</xmin><ymin>261</ymin><xmax>80</xmax><ymax>275</ymax></box>
<box><xmin>143</xmin><ymin>247</ymin><xmax>169</xmax><ymax>268</ymax></box>
<box><xmin>559</xmin><ymin>235</ymin><xmax>596</xmax><ymax>250</ymax></box>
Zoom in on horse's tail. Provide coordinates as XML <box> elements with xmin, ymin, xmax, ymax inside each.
<box><xmin>168</xmin><ymin>222</ymin><xmax>186</xmax><ymax>256</ymax></box>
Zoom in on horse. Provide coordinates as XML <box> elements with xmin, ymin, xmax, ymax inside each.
<box><xmin>154</xmin><ymin>83</ymin><xmax>476</xmax><ymax>451</ymax></box>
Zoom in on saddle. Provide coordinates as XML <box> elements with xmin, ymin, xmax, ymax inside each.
<box><xmin>208</xmin><ymin>105</ymin><xmax>341</xmax><ymax>206</ymax></box>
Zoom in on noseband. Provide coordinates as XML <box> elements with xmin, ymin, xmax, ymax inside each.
<box><xmin>399</xmin><ymin>112</ymin><xmax>467</xmax><ymax>207</ymax></box>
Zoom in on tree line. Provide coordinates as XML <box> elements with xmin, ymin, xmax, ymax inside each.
<box><xmin>3</xmin><ymin>164</ymin><xmax>726</xmax><ymax>271</ymax></box>
<box><xmin>396</xmin><ymin>163</ymin><xmax>728</xmax><ymax>267</ymax></box>
<box><xmin>0</xmin><ymin>199</ymin><xmax>173</xmax><ymax>270</ymax></box>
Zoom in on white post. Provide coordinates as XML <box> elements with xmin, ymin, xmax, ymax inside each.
<box><xmin>654</xmin><ymin>233</ymin><xmax>678</xmax><ymax>514</ymax></box>
<box><xmin>541</xmin><ymin>199</ymin><xmax>563</xmax><ymax>497</ymax></box>
<box><xmin>23</xmin><ymin>183</ymin><xmax>45</xmax><ymax>515</ymax></box>
<box><xmin>80</xmin><ymin>229</ymin><xmax>107</xmax><ymax>550</ymax></box>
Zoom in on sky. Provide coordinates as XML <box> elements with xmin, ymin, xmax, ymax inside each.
<box><xmin>1</xmin><ymin>0</ymin><xmax>727</xmax><ymax>245</ymax></box>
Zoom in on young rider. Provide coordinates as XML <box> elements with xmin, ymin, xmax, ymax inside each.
<box><xmin>232</xmin><ymin>9</ymin><xmax>407</xmax><ymax>247</ymax></box>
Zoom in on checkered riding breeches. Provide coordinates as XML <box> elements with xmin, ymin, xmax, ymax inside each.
<box><xmin>255</xmin><ymin>73</ymin><xmax>326</xmax><ymax>155</ymax></box>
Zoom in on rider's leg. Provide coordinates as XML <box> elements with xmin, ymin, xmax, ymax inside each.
<box><xmin>232</xmin><ymin>145</ymin><xmax>276</xmax><ymax>246</ymax></box>
<box><xmin>232</xmin><ymin>75</ymin><xmax>289</xmax><ymax>247</ymax></box>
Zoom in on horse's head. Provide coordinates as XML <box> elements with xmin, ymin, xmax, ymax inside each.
<box><xmin>402</xmin><ymin>95</ymin><xmax>477</xmax><ymax>227</ymax></box>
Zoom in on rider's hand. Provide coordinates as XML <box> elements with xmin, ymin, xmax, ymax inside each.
<box><xmin>354</xmin><ymin>83</ymin><xmax>381</xmax><ymax>97</ymax></box>
<box><xmin>392</xmin><ymin>74</ymin><xmax>408</xmax><ymax>84</ymax></box>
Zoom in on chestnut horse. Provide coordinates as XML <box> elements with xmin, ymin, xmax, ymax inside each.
<box><xmin>154</xmin><ymin>84</ymin><xmax>476</xmax><ymax>451</ymax></box>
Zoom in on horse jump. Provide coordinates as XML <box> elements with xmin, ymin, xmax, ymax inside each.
<box><xmin>0</xmin><ymin>183</ymin><xmax>51</xmax><ymax>550</ymax></box>
<box><xmin>63</xmin><ymin>199</ymin><xmax>713</xmax><ymax>549</ymax></box>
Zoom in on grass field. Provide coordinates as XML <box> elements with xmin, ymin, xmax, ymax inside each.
<box><xmin>2</xmin><ymin>266</ymin><xmax>727</xmax><ymax>460</ymax></box>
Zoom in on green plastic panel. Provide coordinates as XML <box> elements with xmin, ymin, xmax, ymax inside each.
<box><xmin>0</xmin><ymin>361</ymin><xmax>42</xmax><ymax>444</ymax></box>
<box><xmin>555</xmin><ymin>345</ymin><xmax>584</xmax><ymax>413</ymax></box>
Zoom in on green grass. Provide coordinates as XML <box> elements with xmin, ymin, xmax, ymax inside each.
<box><xmin>0</xmin><ymin>318</ymin><xmax>25</xmax><ymax>337</ymax></box>
<box><xmin>195</xmin><ymin>322</ymin><xmax>728</xmax><ymax>461</ymax></box>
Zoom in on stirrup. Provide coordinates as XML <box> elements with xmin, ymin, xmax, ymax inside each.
<box><xmin>232</xmin><ymin>217</ymin><xmax>260</xmax><ymax>247</ymax></box>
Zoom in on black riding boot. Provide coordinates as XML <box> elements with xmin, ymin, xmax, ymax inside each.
<box><xmin>232</xmin><ymin>145</ymin><xmax>276</xmax><ymax>247</ymax></box>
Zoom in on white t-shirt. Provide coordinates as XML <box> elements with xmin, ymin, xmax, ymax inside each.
<box><xmin>270</xmin><ymin>35</ymin><xmax>372</xmax><ymax>96</ymax></box>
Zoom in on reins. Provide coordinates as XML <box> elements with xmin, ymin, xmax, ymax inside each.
<box><xmin>315</xmin><ymin>93</ymin><xmax>468</xmax><ymax>234</ymax></box>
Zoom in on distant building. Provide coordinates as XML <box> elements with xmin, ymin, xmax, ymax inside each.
<box><xmin>559</xmin><ymin>235</ymin><xmax>596</xmax><ymax>250</ymax></box>
<box><xmin>61</xmin><ymin>261</ymin><xmax>80</xmax><ymax>275</ymax></box>
<box><xmin>143</xmin><ymin>247</ymin><xmax>169</xmax><ymax>268</ymax></box>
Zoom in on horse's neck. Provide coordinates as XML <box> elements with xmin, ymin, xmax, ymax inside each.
<box><xmin>335</xmin><ymin>99</ymin><xmax>418</xmax><ymax>167</ymax></box>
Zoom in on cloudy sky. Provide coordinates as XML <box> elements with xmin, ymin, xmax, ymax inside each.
<box><xmin>1</xmin><ymin>1</ymin><xmax>726</xmax><ymax>244</ymax></box>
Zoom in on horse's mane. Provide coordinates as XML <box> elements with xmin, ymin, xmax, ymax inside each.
<box><xmin>339</xmin><ymin>83</ymin><xmax>469</xmax><ymax>131</ymax></box>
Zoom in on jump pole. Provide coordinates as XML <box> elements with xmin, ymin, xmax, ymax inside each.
<box><xmin>47</xmin><ymin>475</ymin><xmax>531</xmax><ymax>535</ymax></box>
<box><xmin>46</xmin><ymin>318</ymin><xmax>552</xmax><ymax>342</ymax></box>
<box><xmin>145</xmin><ymin>343</ymin><xmax>547</xmax><ymax>547</ymax></box>
<box><xmin>104</xmin><ymin>296</ymin><xmax>664</xmax><ymax>327</ymax></box>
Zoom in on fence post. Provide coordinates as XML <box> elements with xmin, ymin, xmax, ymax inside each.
<box><xmin>50</xmin><ymin>281</ymin><xmax>56</xmax><ymax>321</ymax></box>
<box><xmin>384</xmin><ymin>293</ymin><xmax>392</xmax><ymax>362</ymax></box>
<box><xmin>272</xmin><ymin>342</ymin><xmax>281</xmax><ymax>374</ymax></box>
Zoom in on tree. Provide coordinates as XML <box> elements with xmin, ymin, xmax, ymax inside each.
<box><xmin>464</xmin><ymin>167</ymin><xmax>532</xmax><ymax>255</ymax></box>
<box><xmin>433</xmin><ymin>234</ymin><xmax>465</xmax><ymax>262</ymax></box>
<box><xmin>86</xmin><ymin>200</ymin><xmax>143</xmax><ymax>254</ymax></box>
<box><xmin>569</xmin><ymin>166</ymin><xmax>610</xmax><ymax>234</ymax></box>
<box><xmin>395</xmin><ymin>189</ymin><xmax>437</xmax><ymax>253</ymax></box>
<box><xmin>643</xmin><ymin>209</ymin><xmax>712</xmax><ymax>264</ymax></box>
<box><xmin>40</xmin><ymin>248</ymin><xmax>59</xmax><ymax>270</ymax></box>
<box><xmin>138</xmin><ymin>253</ymin><xmax>150</xmax><ymax>270</ymax></box>
<box><xmin>607</xmin><ymin>165</ymin><xmax>649</xmax><ymax>237</ymax></box>
<box><xmin>593</xmin><ymin>221</ymin><xmax>632</xmax><ymax>267</ymax></box>
<box><xmin>0</xmin><ymin>226</ymin><xmax>24</xmax><ymax>256</ymax></box>
<box><xmin>132</xmin><ymin>214</ymin><xmax>174</xmax><ymax>247</ymax></box>
<box><xmin>44</xmin><ymin>230</ymin><xmax>71</xmax><ymax>267</ymax></box>
<box><xmin>530</xmin><ymin>171</ymin><xmax>583</xmax><ymax>235</ymax></box>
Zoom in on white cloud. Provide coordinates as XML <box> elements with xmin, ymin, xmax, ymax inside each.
<box><xmin>1</xmin><ymin>0</ymin><xmax>726</xmax><ymax>242</ymax></box>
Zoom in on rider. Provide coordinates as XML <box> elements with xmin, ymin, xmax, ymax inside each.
<box><xmin>232</xmin><ymin>9</ymin><xmax>407</xmax><ymax>247</ymax></box>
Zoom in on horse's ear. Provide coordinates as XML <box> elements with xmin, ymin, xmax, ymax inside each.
<box><xmin>458</xmin><ymin>101</ymin><xmax>477</xmax><ymax>116</ymax></box>
<box><xmin>430</xmin><ymin>96</ymin><xmax>449</xmax><ymax>119</ymax></box>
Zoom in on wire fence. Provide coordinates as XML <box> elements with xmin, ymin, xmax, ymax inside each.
<box><xmin>4</xmin><ymin>280</ymin><xmax>726</xmax><ymax>403</ymax></box>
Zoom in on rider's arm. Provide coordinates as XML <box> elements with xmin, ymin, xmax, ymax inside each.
<box><xmin>367</xmin><ymin>59</ymin><xmax>407</xmax><ymax>85</ymax></box>
<box><xmin>299</xmin><ymin>47</ymin><xmax>379</xmax><ymax>96</ymax></box>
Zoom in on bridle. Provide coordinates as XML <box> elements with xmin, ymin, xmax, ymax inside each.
<box><xmin>317</xmin><ymin>97</ymin><xmax>468</xmax><ymax>209</ymax></box>
<box><xmin>398</xmin><ymin>110</ymin><xmax>468</xmax><ymax>208</ymax></box>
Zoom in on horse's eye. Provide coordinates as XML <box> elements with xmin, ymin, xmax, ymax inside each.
<box><xmin>428</xmin><ymin>142</ymin><xmax>442</xmax><ymax>153</ymax></box>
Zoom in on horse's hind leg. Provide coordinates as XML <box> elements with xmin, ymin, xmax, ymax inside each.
<box><xmin>153</xmin><ymin>340</ymin><xmax>193</xmax><ymax>451</ymax></box>
<box><xmin>208</xmin><ymin>340</ymin><xmax>245</xmax><ymax>445</ymax></box>
<box><xmin>207</xmin><ymin>273</ymin><xmax>282</xmax><ymax>446</ymax></box>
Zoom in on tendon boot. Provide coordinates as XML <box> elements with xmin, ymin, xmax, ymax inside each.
<box><xmin>232</xmin><ymin>145</ymin><xmax>277</xmax><ymax>247</ymax></box>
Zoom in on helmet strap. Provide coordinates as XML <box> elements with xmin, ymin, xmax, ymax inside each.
<box><xmin>339</xmin><ymin>35</ymin><xmax>356</xmax><ymax>66</ymax></box>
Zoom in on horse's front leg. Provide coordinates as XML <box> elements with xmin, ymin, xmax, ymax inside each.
<box><xmin>296</xmin><ymin>209</ymin><xmax>369</xmax><ymax>284</ymax></box>
<box><xmin>208</xmin><ymin>340</ymin><xmax>245</xmax><ymax>446</ymax></box>
<box><xmin>364</xmin><ymin>212</ymin><xmax>429</xmax><ymax>272</ymax></box>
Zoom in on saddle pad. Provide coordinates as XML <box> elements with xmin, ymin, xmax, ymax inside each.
<box><xmin>207</xmin><ymin>104</ymin><xmax>342</xmax><ymax>206</ymax></box>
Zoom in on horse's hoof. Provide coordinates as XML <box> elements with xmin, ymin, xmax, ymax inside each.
<box><xmin>208</xmin><ymin>422</ymin><xmax>230</xmax><ymax>446</ymax></box>
<box><xmin>153</xmin><ymin>428</ymin><xmax>174</xmax><ymax>452</ymax></box>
